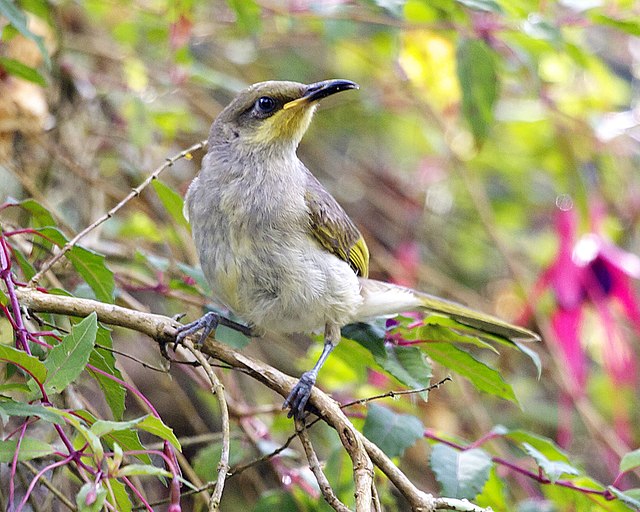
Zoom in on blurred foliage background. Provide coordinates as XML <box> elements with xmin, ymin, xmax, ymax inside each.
<box><xmin>2</xmin><ymin>0</ymin><xmax>640</xmax><ymax>510</ymax></box>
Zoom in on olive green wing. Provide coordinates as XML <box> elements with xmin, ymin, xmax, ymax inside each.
<box><xmin>305</xmin><ymin>173</ymin><xmax>370</xmax><ymax>278</ymax></box>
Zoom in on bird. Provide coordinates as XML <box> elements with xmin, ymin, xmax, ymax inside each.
<box><xmin>176</xmin><ymin>79</ymin><xmax>539</xmax><ymax>420</ymax></box>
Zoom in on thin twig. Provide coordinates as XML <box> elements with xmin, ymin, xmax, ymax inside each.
<box><xmin>340</xmin><ymin>377</ymin><xmax>452</xmax><ymax>409</ymax></box>
<box><xmin>295</xmin><ymin>419</ymin><xmax>351</xmax><ymax>512</ymax></box>
<box><xmin>181</xmin><ymin>340</ymin><xmax>231</xmax><ymax>512</ymax></box>
<box><xmin>29</xmin><ymin>140</ymin><xmax>208</xmax><ymax>286</ymax></box>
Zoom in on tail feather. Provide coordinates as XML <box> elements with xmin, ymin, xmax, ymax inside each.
<box><xmin>357</xmin><ymin>279</ymin><xmax>539</xmax><ymax>342</ymax></box>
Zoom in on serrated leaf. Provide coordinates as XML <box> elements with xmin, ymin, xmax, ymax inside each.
<box><xmin>44</xmin><ymin>313</ymin><xmax>97</xmax><ymax>394</ymax></box>
<box><xmin>430</xmin><ymin>443</ymin><xmax>492</xmax><ymax>499</ymax></box>
<box><xmin>0</xmin><ymin>437</ymin><xmax>56</xmax><ymax>462</ymax></box>
<box><xmin>363</xmin><ymin>403</ymin><xmax>424</xmax><ymax>458</ymax></box>
<box><xmin>456</xmin><ymin>38</ymin><xmax>499</xmax><ymax>147</ymax></box>
<box><xmin>0</xmin><ymin>400</ymin><xmax>63</xmax><ymax>425</ymax></box>
<box><xmin>522</xmin><ymin>442</ymin><xmax>579</xmax><ymax>483</ymax></box>
<box><xmin>137</xmin><ymin>415</ymin><xmax>181</xmax><ymax>451</ymax></box>
<box><xmin>343</xmin><ymin>320</ymin><xmax>387</xmax><ymax>359</ymax></box>
<box><xmin>505</xmin><ymin>430</ymin><xmax>570</xmax><ymax>463</ymax></box>
<box><xmin>374</xmin><ymin>345</ymin><xmax>432</xmax><ymax>399</ymax></box>
<box><xmin>37</xmin><ymin>227</ymin><xmax>115</xmax><ymax>303</ymax></box>
<box><xmin>0</xmin><ymin>344</ymin><xmax>47</xmax><ymax>383</ymax></box>
<box><xmin>0</xmin><ymin>57</ymin><xmax>46</xmax><ymax>85</ymax></box>
<box><xmin>88</xmin><ymin>326</ymin><xmax>126</xmax><ymax>420</ymax></box>
<box><xmin>620</xmin><ymin>449</ymin><xmax>640</xmax><ymax>473</ymax></box>
<box><xmin>456</xmin><ymin>0</ymin><xmax>502</xmax><ymax>13</ymax></box>
<box><xmin>117</xmin><ymin>463</ymin><xmax>173</xmax><ymax>478</ymax></box>
<box><xmin>152</xmin><ymin>179</ymin><xmax>190</xmax><ymax>229</ymax></box>
<box><xmin>107</xmin><ymin>479</ymin><xmax>133</xmax><ymax>512</ymax></box>
<box><xmin>421</xmin><ymin>343</ymin><xmax>518</xmax><ymax>404</ymax></box>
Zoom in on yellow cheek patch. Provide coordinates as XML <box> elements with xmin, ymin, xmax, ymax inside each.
<box><xmin>252</xmin><ymin>108</ymin><xmax>315</xmax><ymax>144</ymax></box>
<box><xmin>283</xmin><ymin>97</ymin><xmax>310</xmax><ymax>110</ymax></box>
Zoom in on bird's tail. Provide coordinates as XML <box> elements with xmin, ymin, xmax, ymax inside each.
<box><xmin>357</xmin><ymin>278</ymin><xmax>539</xmax><ymax>342</ymax></box>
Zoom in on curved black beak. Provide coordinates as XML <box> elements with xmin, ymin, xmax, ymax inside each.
<box><xmin>283</xmin><ymin>79</ymin><xmax>359</xmax><ymax>110</ymax></box>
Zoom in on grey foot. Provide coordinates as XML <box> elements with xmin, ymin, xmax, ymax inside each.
<box><xmin>175</xmin><ymin>311</ymin><xmax>255</xmax><ymax>347</ymax></box>
<box><xmin>283</xmin><ymin>371</ymin><xmax>317</xmax><ymax>420</ymax></box>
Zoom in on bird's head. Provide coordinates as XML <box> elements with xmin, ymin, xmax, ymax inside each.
<box><xmin>209</xmin><ymin>79</ymin><xmax>359</xmax><ymax>151</ymax></box>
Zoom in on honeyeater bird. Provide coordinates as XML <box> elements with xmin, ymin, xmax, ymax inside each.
<box><xmin>177</xmin><ymin>79</ymin><xmax>539</xmax><ymax>419</ymax></box>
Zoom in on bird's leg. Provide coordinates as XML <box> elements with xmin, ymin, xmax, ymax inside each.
<box><xmin>284</xmin><ymin>323</ymin><xmax>340</xmax><ymax>420</ymax></box>
<box><xmin>174</xmin><ymin>311</ymin><xmax>256</xmax><ymax>348</ymax></box>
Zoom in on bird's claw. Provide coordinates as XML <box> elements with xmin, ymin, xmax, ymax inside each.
<box><xmin>284</xmin><ymin>371</ymin><xmax>317</xmax><ymax>420</ymax></box>
<box><xmin>175</xmin><ymin>311</ymin><xmax>220</xmax><ymax>347</ymax></box>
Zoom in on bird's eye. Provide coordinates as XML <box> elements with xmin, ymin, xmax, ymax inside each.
<box><xmin>255</xmin><ymin>96</ymin><xmax>277</xmax><ymax>114</ymax></box>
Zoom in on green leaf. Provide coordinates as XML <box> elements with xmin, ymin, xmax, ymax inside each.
<box><xmin>117</xmin><ymin>463</ymin><xmax>173</xmax><ymax>478</ymax></box>
<box><xmin>0</xmin><ymin>437</ymin><xmax>56</xmax><ymax>462</ymax></box>
<box><xmin>90</xmin><ymin>417</ymin><xmax>144</xmax><ymax>438</ymax></box>
<box><xmin>523</xmin><ymin>15</ymin><xmax>563</xmax><ymax>45</ymax></box>
<box><xmin>37</xmin><ymin>227</ymin><xmax>115</xmax><ymax>303</ymax></box>
<box><xmin>152</xmin><ymin>179</ymin><xmax>190</xmax><ymax>229</ymax></box>
<box><xmin>0</xmin><ymin>57</ymin><xmax>45</xmax><ymax>85</ymax></box>
<box><xmin>137</xmin><ymin>415</ymin><xmax>181</xmax><ymax>451</ymax></box>
<box><xmin>106</xmin><ymin>479</ymin><xmax>133</xmax><ymax>512</ymax></box>
<box><xmin>421</xmin><ymin>343</ymin><xmax>518</xmax><ymax>404</ymax></box>
<box><xmin>374</xmin><ymin>345</ymin><xmax>432</xmax><ymax>399</ymax></box>
<box><xmin>363</xmin><ymin>403</ymin><xmax>424</xmax><ymax>458</ymax></box>
<box><xmin>76</xmin><ymin>482</ymin><xmax>107</xmax><ymax>512</ymax></box>
<box><xmin>0</xmin><ymin>400</ymin><xmax>64</xmax><ymax>425</ymax></box>
<box><xmin>505</xmin><ymin>429</ymin><xmax>571</xmax><ymax>463</ymax></box>
<box><xmin>44</xmin><ymin>313</ymin><xmax>97</xmax><ymax>394</ymax></box>
<box><xmin>11</xmin><ymin>245</ymin><xmax>36</xmax><ymax>280</ymax></box>
<box><xmin>455</xmin><ymin>0</ymin><xmax>502</xmax><ymax>13</ymax></box>
<box><xmin>620</xmin><ymin>449</ymin><xmax>640</xmax><ymax>474</ymax></box>
<box><xmin>103</xmin><ymin>428</ymin><xmax>152</xmax><ymax>465</ymax></box>
<box><xmin>430</xmin><ymin>443</ymin><xmax>492</xmax><ymax>499</ymax></box>
<box><xmin>88</xmin><ymin>326</ymin><xmax>126</xmax><ymax>420</ymax></box>
<box><xmin>608</xmin><ymin>487</ymin><xmax>640</xmax><ymax>509</ymax></box>
<box><xmin>225</xmin><ymin>0</ymin><xmax>261</xmax><ymax>33</ymax></box>
<box><xmin>0</xmin><ymin>0</ymin><xmax>50</xmax><ymax>67</ymax></box>
<box><xmin>521</xmin><ymin>442</ymin><xmax>579</xmax><ymax>483</ymax></box>
<box><xmin>456</xmin><ymin>38</ymin><xmax>499</xmax><ymax>147</ymax></box>
<box><xmin>0</xmin><ymin>344</ymin><xmax>47</xmax><ymax>383</ymax></box>
<box><xmin>589</xmin><ymin>14</ymin><xmax>640</xmax><ymax>37</ymax></box>
<box><xmin>253</xmin><ymin>490</ymin><xmax>299</xmax><ymax>512</ymax></box>
<box><xmin>343</xmin><ymin>320</ymin><xmax>387</xmax><ymax>359</ymax></box>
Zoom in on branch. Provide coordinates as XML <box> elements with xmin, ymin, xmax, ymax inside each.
<box><xmin>15</xmin><ymin>287</ymin><xmax>494</xmax><ymax>512</ymax></box>
<box><xmin>28</xmin><ymin>140</ymin><xmax>208</xmax><ymax>286</ymax></box>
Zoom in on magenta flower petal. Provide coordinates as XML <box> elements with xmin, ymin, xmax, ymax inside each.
<box><xmin>551</xmin><ymin>307</ymin><xmax>587</xmax><ymax>393</ymax></box>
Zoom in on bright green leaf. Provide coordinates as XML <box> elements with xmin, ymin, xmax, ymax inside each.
<box><xmin>374</xmin><ymin>345</ymin><xmax>432</xmax><ymax>399</ymax></box>
<box><xmin>421</xmin><ymin>343</ymin><xmax>518</xmax><ymax>404</ymax></box>
<box><xmin>0</xmin><ymin>344</ymin><xmax>47</xmax><ymax>383</ymax></box>
<box><xmin>137</xmin><ymin>415</ymin><xmax>181</xmax><ymax>451</ymax></box>
<box><xmin>430</xmin><ymin>443</ymin><xmax>492</xmax><ymax>499</ymax></box>
<box><xmin>456</xmin><ymin>38</ymin><xmax>499</xmax><ymax>147</ymax></box>
<box><xmin>363</xmin><ymin>403</ymin><xmax>424</xmax><ymax>458</ymax></box>
<box><xmin>44</xmin><ymin>313</ymin><xmax>97</xmax><ymax>394</ymax></box>
<box><xmin>152</xmin><ymin>179</ymin><xmax>190</xmax><ymax>229</ymax></box>
<box><xmin>505</xmin><ymin>430</ymin><xmax>571</xmax><ymax>463</ymax></box>
<box><xmin>0</xmin><ymin>57</ymin><xmax>45</xmax><ymax>85</ymax></box>
<box><xmin>343</xmin><ymin>320</ymin><xmax>387</xmax><ymax>359</ymax></box>
<box><xmin>522</xmin><ymin>442</ymin><xmax>579</xmax><ymax>483</ymax></box>
<box><xmin>107</xmin><ymin>479</ymin><xmax>133</xmax><ymax>512</ymax></box>
<box><xmin>0</xmin><ymin>437</ymin><xmax>56</xmax><ymax>462</ymax></box>
<box><xmin>608</xmin><ymin>487</ymin><xmax>640</xmax><ymax>509</ymax></box>
<box><xmin>620</xmin><ymin>449</ymin><xmax>640</xmax><ymax>474</ymax></box>
<box><xmin>117</xmin><ymin>463</ymin><xmax>173</xmax><ymax>478</ymax></box>
<box><xmin>90</xmin><ymin>417</ymin><xmax>144</xmax><ymax>438</ymax></box>
<box><xmin>0</xmin><ymin>400</ymin><xmax>63</xmax><ymax>425</ymax></box>
<box><xmin>589</xmin><ymin>14</ymin><xmax>640</xmax><ymax>37</ymax></box>
<box><xmin>225</xmin><ymin>0</ymin><xmax>261</xmax><ymax>33</ymax></box>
